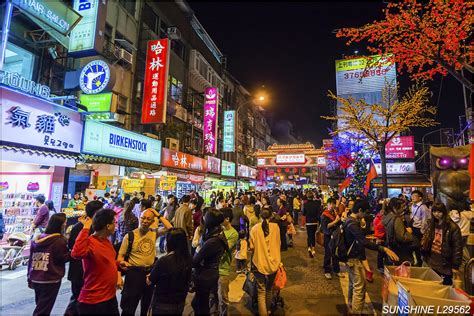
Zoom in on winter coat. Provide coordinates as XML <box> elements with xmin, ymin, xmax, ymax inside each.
<box><xmin>382</xmin><ymin>212</ymin><xmax>416</xmax><ymax>263</ymax></box>
<box><xmin>28</xmin><ymin>233</ymin><xmax>70</xmax><ymax>283</ymax></box>
<box><xmin>421</xmin><ymin>219</ymin><xmax>463</xmax><ymax>270</ymax></box>
<box><xmin>373</xmin><ymin>213</ymin><xmax>385</xmax><ymax>240</ymax></box>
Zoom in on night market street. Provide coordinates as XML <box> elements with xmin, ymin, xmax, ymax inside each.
<box><xmin>0</xmin><ymin>229</ymin><xmax>382</xmax><ymax>315</ymax></box>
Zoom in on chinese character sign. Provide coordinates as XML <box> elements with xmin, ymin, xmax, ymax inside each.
<box><xmin>385</xmin><ymin>136</ymin><xmax>415</xmax><ymax>159</ymax></box>
<box><xmin>161</xmin><ymin>148</ymin><xmax>207</xmax><ymax>172</ymax></box>
<box><xmin>141</xmin><ymin>39</ymin><xmax>170</xmax><ymax>124</ymax></box>
<box><xmin>223</xmin><ymin>110</ymin><xmax>235</xmax><ymax>152</ymax></box>
<box><xmin>1</xmin><ymin>86</ymin><xmax>83</xmax><ymax>153</ymax></box>
<box><xmin>203</xmin><ymin>87</ymin><xmax>219</xmax><ymax>155</ymax></box>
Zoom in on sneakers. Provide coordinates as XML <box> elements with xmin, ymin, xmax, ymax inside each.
<box><xmin>311</xmin><ymin>250</ymin><xmax>316</xmax><ymax>257</ymax></box>
<box><xmin>377</xmin><ymin>268</ymin><xmax>385</xmax><ymax>274</ymax></box>
<box><xmin>308</xmin><ymin>248</ymin><xmax>314</xmax><ymax>258</ymax></box>
<box><xmin>335</xmin><ymin>272</ymin><xmax>345</xmax><ymax>278</ymax></box>
<box><xmin>366</xmin><ymin>270</ymin><xmax>374</xmax><ymax>283</ymax></box>
<box><xmin>324</xmin><ymin>273</ymin><xmax>332</xmax><ymax>280</ymax></box>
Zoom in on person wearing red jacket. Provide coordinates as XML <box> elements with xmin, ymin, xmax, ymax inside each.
<box><xmin>373</xmin><ymin>201</ymin><xmax>387</xmax><ymax>274</ymax></box>
<box><xmin>71</xmin><ymin>208</ymin><xmax>122</xmax><ymax>315</ymax></box>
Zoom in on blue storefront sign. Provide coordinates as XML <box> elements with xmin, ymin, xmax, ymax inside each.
<box><xmin>79</xmin><ymin>60</ymin><xmax>112</xmax><ymax>94</ymax></box>
<box><xmin>82</xmin><ymin>120</ymin><xmax>162</xmax><ymax>165</ymax></box>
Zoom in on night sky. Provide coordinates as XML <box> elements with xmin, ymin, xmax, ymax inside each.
<box><xmin>189</xmin><ymin>2</ymin><xmax>466</xmax><ymax>146</ymax></box>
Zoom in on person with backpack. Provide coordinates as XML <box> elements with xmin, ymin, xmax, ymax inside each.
<box><xmin>343</xmin><ymin>200</ymin><xmax>399</xmax><ymax>314</ymax></box>
<box><xmin>382</xmin><ymin>198</ymin><xmax>417</xmax><ymax>264</ymax></box>
<box><xmin>303</xmin><ymin>191</ymin><xmax>322</xmax><ymax>258</ymax></box>
<box><xmin>321</xmin><ymin>198</ymin><xmax>343</xmax><ymax>279</ymax></box>
<box><xmin>117</xmin><ymin>209</ymin><xmax>172</xmax><ymax>315</ymax></box>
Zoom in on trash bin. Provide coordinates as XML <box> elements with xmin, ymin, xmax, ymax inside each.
<box><xmin>385</xmin><ymin>265</ymin><xmax>443</xmax><ymax>284</ymax></box>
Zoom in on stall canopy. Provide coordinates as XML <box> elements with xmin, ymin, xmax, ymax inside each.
<box><xmin>372</xmin><ymin>174</ymin><xmax>432</xmax><ymax>188</ymax></box>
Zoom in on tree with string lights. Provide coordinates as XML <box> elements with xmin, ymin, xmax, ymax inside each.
<box><xmin>322</xmin><ymin>81</ymin><xmax>438</xmax><ymax>197</ymax></box>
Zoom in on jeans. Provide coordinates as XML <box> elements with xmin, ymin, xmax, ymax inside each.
<box><xmin>306</xmin><ymin>224</ymin><xmax>317</xmax><ymax>248</ymax></box>
<box><xmin>376</xmin><ymin>242</ymin><xmax>386</xmax><ymax>272</ymax></box>
<box><xmin>192</xmin><ymin>272</ymin><xmax>219</xmax><ymax>315</ymax></box>
<box><xmin>65</xmin><ymin>279</ymin><xmax>83</xmax><ymax>315</ymax></box>
<box><xmin>159</xmin><ymin>235</ymin><xmax>166</xmax><ymax>252</ymax></box>
<box><xmin>120</xmin><ymin>268</ymin><xmax>153</xmax><ymax>316</ymax></box>
<box><xmin>347</xmin><ymin>259</ymin><xmax>366</xmax><ymax>314</ymax></box>
<box><xmin>78</xmin><ymin>297</ymin><xmax>119</xmax><ymax>315</ymax></box>
<box><xmin>293</xmin><ymin>210</ymin><xmax>299</xmax><ymax>226</ymax></box>
<box><xmin>32</xmin><ymin>282</ymin><xmax>61</xmax><ymax>316</ymax></box>
<box><xmin>210</xmin><ymin>274</ymin><xmax>231</xmax><ymax>316</ymax></box>
<box><xmin>254</xmin><ymin>270</ymin><xmax>277</xmax><ymax>316</ymax></box>
<box><xmin>323</xmin><ymin>234</ymin><xmax>340</xmax><ymax>273</ymax></box>
<box><xmin>236</xmin><ymin>259</ymin><xmax>247</xmax><ymax>271</ymax></box>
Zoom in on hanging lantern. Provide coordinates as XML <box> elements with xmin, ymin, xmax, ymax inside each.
<box><xmin>302</xmin><ymin>167</ymin><xmax>307</xmax><ymax>173</ymax></box>
<box><xmin>285</xmin><ymin>168</ymin><xmax>290</xmax><ymax>173</ymax></box>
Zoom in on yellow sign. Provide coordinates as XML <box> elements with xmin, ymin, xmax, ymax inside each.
<box><xmin>122</xmin><ymin>179</ymin><xmax>145</xmax><ymax>193</ymax></box>
<box><xmin>335</xmin><ymin>55</ymin><xmax>393</xmax><ymax>72</ymax></box>
<box><xmin>97</xmin><ymin>176</ymin><xmax>114</xmax><ymax>190</ymax></box>
<box><xmin>159</xmin><ymin>176</ymin><xmax>177</xmax><ymax>191</ymax></box>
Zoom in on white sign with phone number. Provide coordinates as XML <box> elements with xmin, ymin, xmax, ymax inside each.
<box><xmin>374</xmin><ymin>162</ymin><xmax>416</xmax><ymax>175</ymax></box>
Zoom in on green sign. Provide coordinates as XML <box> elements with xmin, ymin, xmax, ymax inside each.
<box><xmin>68</xmin><ymin>0</ymin><xmax>107</xmax><ymax>55</ymax></box>
<box><xmin>221</xmin><ymin>160</ymin><xmax>236</xmax><ymax>177</ymax></box>
<box><xmin>82</xmin><ymin>121</ymin><xmax>162</xmax><ymax>165</ymax></box>
<box><xmin>11</xmin><ymin>0</ymin><xmax>81</xmax><ymax>35</ymax></box>
<box><xmin>80</xmin><ymin>93</ymin><xmax>112</xmax><ymax>112</ymax></box>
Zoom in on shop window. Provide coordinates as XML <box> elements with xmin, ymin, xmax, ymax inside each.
<box><xmin>168</xmin><ymin>76</ymin><xmax>183</xmax><ymax>104</ymax></box>
<box><xmin>4</xmin><ymin>42</ymin><xmax>35</xmax><ymax>80</ymax></box>
<box><xmin>171</xmin><ymin>39</ymin><xmax>185</xmax><ymax>60</ymax></box>
<box><xmin>142</xmin><ymin>4</ymin><xmax>160</xmax><ymax>34</ymax></box>
<box><xmin>159</xmin><ymin>21</ymin><xmax>168</xmax><ymax>39</ymax></box>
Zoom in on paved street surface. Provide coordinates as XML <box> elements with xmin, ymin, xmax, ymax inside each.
<box><xmin>0</xmin><ymin>228</ymin><xmax>384</xmax><ymax>315</ymax></box>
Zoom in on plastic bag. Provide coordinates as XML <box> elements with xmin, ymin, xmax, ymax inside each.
<box><xmin>394</xmin><ymin>261</ymin><xmax>411</xmax><ymax>278</ymax></box>
<box><xmin>274</xmin><ymin>265</ymin><xmax>287</xmax><ymax>290</ymax></box>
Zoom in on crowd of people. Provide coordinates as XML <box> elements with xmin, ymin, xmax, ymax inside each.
<box><xmin>23</xmin><ymin>186</ymin><xmax>472</xmax><ymax>315</ymax></box>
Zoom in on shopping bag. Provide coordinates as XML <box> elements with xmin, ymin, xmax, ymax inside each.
<box><xmin>274</xmin><ymin>265</ymin><xmax>287</xmax><ymax>290</ymax></box>
<box><xmin>243</xmin><ymin>271</ymin><xmax>257</xmax><ymax>299</ymax></box>
<box><xmin>394</xmin><ymin>261</ymin><xmax>411</xmax><ymax>278</ymax></box>
<box><xmin>287</xmin><ymin>223</ymin><xmax>296</xmax><ymax>235</ymax></box>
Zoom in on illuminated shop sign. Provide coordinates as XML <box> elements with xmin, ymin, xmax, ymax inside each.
<box><xmin>221</xmin><ymin>160</ymin><xmax>236</xmax><ymax>177</ymax></box>
<box><xmin>142</xmin><ymin>39</ymin><xmax>170</xmax><ymax>124</ymax></box>
<box><xmin>79</xmin><ymin>60</ymin><xmax>112</xmax><ymax>94</ymax></box>
<box><xmin>0</xmin><ymin>70</ymin><xmax>50</xmax><ymax>99</ymax></box>
<box><xmin>82</xmin><ymin>120</ymin><xmax>162</xmax><ymax>164</ymax></box>
<box><xmin>276</xmin><ymin>153</ymin><xmax>305</xmax><ymax>164</ymax></box>
<box><xmin>223</xmin><ymin>110</ymin><xmax>235</xmax><ymax>152</ymax></box>
<box><xmin>203</xmin><ymin>87</ymin><xmax>218</xmax><ymax>155</ymax></box>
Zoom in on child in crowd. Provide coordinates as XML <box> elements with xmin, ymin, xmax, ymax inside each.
<box><xmin>235</xmin><ymin>230</ymin><xmax>248</xmax><ymax>273</ymax></box>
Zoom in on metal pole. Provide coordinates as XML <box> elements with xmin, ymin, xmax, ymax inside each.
<box><xmin>0</xmin><ymin>1</ymin><xmax>13</xmax><ymax>70</ymax></box>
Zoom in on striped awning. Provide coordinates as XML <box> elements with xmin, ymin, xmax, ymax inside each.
<box><xmin>1</xmin><ymin>144</ymin><xmax>79</xmax><ymax>168</ymax></box>
<box><xmin>81</xmin><ymin>154</ymin><xmax>162</xmax><ymax>171</ymax></box>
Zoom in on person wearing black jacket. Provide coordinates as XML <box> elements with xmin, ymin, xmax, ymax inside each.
<box><xmin>64</xmin><ymin>201</ymin><xmax>103</xmax><ymax>316</ymax></box>
<box><xmin>191</xmin><ymin>208</ymin><xmax>229</xmax><ymax>315</ymax></box>
<box><xmin>344</xmin><ymin>200</ymin><xmax>398</xmax><ymax>314</ymax></box>
<box><xmin>303</xmin><ymin>191</ymin><xmax>322</xmax><ymax>258</ymax></box>
<box><xmin>421</xmin><ymin>202</ymin><xmax>463</xmax><ymax>285</ymax></box>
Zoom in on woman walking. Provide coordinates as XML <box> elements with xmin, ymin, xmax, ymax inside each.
<box><xmin>147</xmin><ymin>228</ymin><xmax>192</xmax><ymax>314</ymax></box>
<box><xmin>302</xmin><ymin>191</ymin><xmax>322</xmax><ymax>258</ymax></box>
<box><xmin>28</xmin><ymin>213</ymin><xmax>70</xmax><ymax>316</ymax></box>
<box><xmin>249</xmin><ymin>208</ymin><xmax>281</xmax><ymax>316</ymax></box>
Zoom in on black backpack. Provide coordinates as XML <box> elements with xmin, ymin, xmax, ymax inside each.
<box><xmin>329</xmin><ymin>221</ymin><xmax>356</xmax><ymax>262</ymax></box>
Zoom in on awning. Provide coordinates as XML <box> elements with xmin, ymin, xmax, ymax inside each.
<box><xmin>372</xmin><ymin>174</ymin><xmax>432</xmax><ymax>188</ymax></box>
<box><xmin>1</xmin><ymin>144</ymin><xmax>78</xmax><ymax>168</ymax></box>
<box><xmin>81</xmin><ymin>154</ymin><xmax>161</xmax><ymax>171</ymax></box>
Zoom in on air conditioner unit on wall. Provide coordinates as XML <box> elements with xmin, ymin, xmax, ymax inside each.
<box><xmin>167</xmin><ymin>27</ymin><xmax>181</xmax><ymax>40</ymax></box>
<box><xmin>165</xmin><ymin>138</ymin><xmax>179</xmax><ymax>151</ymax></box>
<box><xmin>118</xmin><ymin>48</ymin><xmax>133</xmax><ymax>64</ymax></box>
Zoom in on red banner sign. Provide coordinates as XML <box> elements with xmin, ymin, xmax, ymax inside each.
<box><xmin>141</xmin><ymin>39</ymin><xmax>170</xmax><ymax>124</ymax></box>
<box><xmin>162</xmin><ymin>148</ymin><xmax>207</xmax><ymax>172</ymax></box>
<box><xmin>386</xmin><ymin>136</ymin><xmax>415</xmax><ymax>159</ymax></box>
